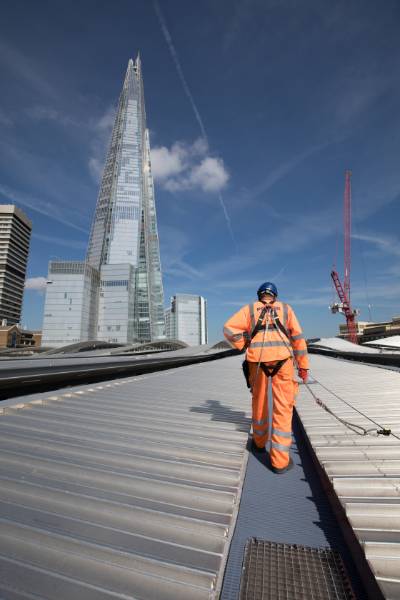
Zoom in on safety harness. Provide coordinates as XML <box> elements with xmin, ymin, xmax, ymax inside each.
<box><xmin>271</xmin><ymin>308</ymin><xmax>292</xmax><ymax>343</ymax></box>
<box><xmin>242</xmin><ymin>303</ymin><xmax>292</xmax><ymax>388</ymax></box>
<box><xmin>260</xmin><ymin>359</ymin><xmax>288</xmax><ymax>378</ymax></box>
<box><xmin>249</xmin><ymin>304</ymin><xmax>270</xmax><ymax>340</ymax></box>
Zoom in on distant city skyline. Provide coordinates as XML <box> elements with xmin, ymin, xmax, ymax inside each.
<box><xmin>0</xmin><ymin>1</ymin><xmax>398</xmax><ymax>342</ymax></box>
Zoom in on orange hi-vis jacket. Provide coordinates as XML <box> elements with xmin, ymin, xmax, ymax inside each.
<box><xmin>223</xmin><ymin>300</ymin><xmax>309</xmax><ymax>369</ymax></box>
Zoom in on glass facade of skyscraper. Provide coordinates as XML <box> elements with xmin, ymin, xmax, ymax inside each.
<box><xmin>97</xmin><ymin>264</ymin><xmax>135</xmax><ymax>343</ymax></box>
<box><xmin>42</xmin><ymin>56</ymin><xmax>165</xmax><ymax>347</ymax></box>
<box><xmin>86</xmin><ymin>61</ymin><xmax>142</xmax><ymax>270</ymax></box>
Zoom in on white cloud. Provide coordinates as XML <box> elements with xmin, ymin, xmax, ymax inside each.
<box><xmin>151</xmin><ymin>144</ymin><xmax>185</xmax><ymax>179</ymax></box>
<box><xmin>151</xmin><ymin>138</ymin><xmax>229</xmax><ymax>194</ymax></box>
<box><xmin>96</xmin><ymin>107</ymin><xmax>116</xmax><ymax>131</ymax></box>
<box><xmin>25</xmin><ymin>277</ymin><xmax>47</xmax><ymax>292</ymax></box>
<box><xmin>191</xmin><ymin>137</ymin><xmax>208</xmax><ymax>155</ymax></box>
<box><xmin>190</xmin><ymin>157</ymin><xmax>229</xmax><ymax>192</ymax></box>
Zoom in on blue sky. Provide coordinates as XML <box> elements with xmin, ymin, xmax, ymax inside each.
<box><xmin>1</xmin><ymin>0</ymin><xmax>400</xmax><ymax>342</ymax></box>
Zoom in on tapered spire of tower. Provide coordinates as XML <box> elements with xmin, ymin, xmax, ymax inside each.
<box><xmin>87</xmin><ymin>58</ymin><xmax>138</xmax><ymax>270</ymax></box>
<box><xmin>86</xmin><ymin>56</ymin><xmax>165</xmax><ymax>342</ymax></box>
<box><xmin>43</xmin><ymin>56</ymin><xmax>165</xmax><ymax>347</ymax></box>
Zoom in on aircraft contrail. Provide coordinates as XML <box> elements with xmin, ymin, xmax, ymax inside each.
<box><xmin>153</xmin><ymin>0</ymin><xmax>236</xmax><ymax>247</ymax></box>
<box><xmin>218</xmin><ymin>191</ymin><xmax>236</xmax><ymax>244</ymax></box>
<box><xmin>153</xmin><ymin>1</ymin><xmax>207</xmax><ymax>143</ymax></box>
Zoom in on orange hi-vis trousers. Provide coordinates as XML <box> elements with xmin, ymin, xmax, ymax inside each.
<box><xmin>248</xmin><ymin>359</ymin><xmax>298</xmax><ymax>470</ymax></box>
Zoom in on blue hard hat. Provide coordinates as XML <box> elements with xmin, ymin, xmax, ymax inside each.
<box><xmin>257</xmin><ymin>282</ymin><xmax>278</xmax><ymax>298</ymax></box>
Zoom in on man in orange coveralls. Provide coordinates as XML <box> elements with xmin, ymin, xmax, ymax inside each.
<box><xmin>223</xmin><ymin>282</ymin><xmax>309</xmax><ymax>474</ymax></box>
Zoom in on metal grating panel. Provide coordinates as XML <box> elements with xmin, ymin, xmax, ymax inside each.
<box><xmin>239</xmin><ymin>539</ymin><xmax>356</xmax><ymax>600</ymax></box>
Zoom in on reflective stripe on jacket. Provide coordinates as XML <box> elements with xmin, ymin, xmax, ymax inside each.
<box><xmin>223</xmin><ymin>300</ymin><xmax>309</xmax><ymax>369</ymax></box>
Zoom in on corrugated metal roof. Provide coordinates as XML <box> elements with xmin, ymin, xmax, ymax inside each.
<box><xmin>0</xmin><ymin>346</ymin><xmax>237</xmax><ymax>398</ymax></box>
<box><xmin>365</xmin><ymin>336</ymin><xmax>400</xmax><ymax>349</ymax></box>
<box><xmin>309</xmin><ymin>338</ymin><xmax>379</xmax><ymax>354</ymax></box>
<box><xmin>0</xmin><ymin>359</ymin><xmax>250</xmax><ymax>599</ymax></box>
<box><xmin>0</xmin><ymin>344</ymin><xmax>225</xmax><ymax>364</ymax></box>
<box><xmin>296</xmin><ymin>354</ymin><xmax>400</xmax><ymax>599</ymax></box>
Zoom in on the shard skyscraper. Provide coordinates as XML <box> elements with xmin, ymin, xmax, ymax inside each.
<box><xmin>42</xmin><ymin>57</ymin><xmax>165</xmax><ymax>347</ymax></box>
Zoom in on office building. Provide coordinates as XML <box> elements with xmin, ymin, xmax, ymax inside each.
<box><xmin>0</xmin><ymin>205</ymin><xmax>32</xmax><ymax>325</ymax></box>
<box><xmin>165</xmin><ymin>294</ymin><xmax>208</xmax><ymax>346</ymax></box>
<box><xmin>42</xmin><ymin>262</ymin><xmax>99</xmax><ymax>347</ymax></box>
<box><xmin>339</xmin><ymin>316</ymin><xmax>400</xmax><ymax>344</ymax></box>
<box><xmin>42</xmin><ymin>56</ymin><xmax>165</xmax><ymax>347</ymax></box>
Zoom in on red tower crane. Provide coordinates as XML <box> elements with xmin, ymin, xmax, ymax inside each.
<box><xmin>330</xmin><ymin>170</ymin><xmax>359</xmax><ymax>344</ymax></box>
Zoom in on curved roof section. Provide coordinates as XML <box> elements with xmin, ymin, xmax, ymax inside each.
<box><xmin>43</xmin><ymin>341</ymin><xmax>124</xmax><ymax>355</ymax></box>
<box><xmin>308</xmin><ymin>337</ymin><xmax>378</xmax><ymax>354</ymax></box>
<box><xmin>364</xmin><ymin>335</ymin><xmax>400</xmax><ymax>349</ymax></box>
<box><xmin>210</xmin><ymin>340</ymin><xmax>231</xmax><ymax>350</ymax></box>
<box><xmin>111</xmin><ymin>340</ymin><xmax>189</xmax><ymax>355</ymax></box>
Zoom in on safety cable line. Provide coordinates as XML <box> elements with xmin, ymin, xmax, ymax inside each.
<box><xmin>305</xmin><ymin>377</ymin><xmax>399</xmax><ymax>439</ymax></box>
<box><xmin>269</xmin><ymin>314</ymin><xmax>396</xmax><ymax>439</ymax></box>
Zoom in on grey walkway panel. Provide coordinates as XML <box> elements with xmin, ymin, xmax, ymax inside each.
<box><xmin>0</xmin><ymin>359</ymin><xmax>251</xmax><ymax>599</ymax></box>
<box><xmin>296</xmin><ymin>355</ymin><xmax>400</xmax><ymax>599</ymax></box>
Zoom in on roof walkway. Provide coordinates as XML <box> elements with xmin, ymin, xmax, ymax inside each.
<box><xmin>0</xmin><ymin>353</ymin><xmax>398</xmax><ymax>598</ymax></box>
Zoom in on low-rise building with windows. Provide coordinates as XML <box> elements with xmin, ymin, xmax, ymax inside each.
<box><xmin>0</xmin><ymin>324</ymin><xmax>41</xmax><ymax>348</ymax></box>
<box><xmin>41</xmin><ymin>261</ymin><xmax>99</xmax><ymax>348</ymax></box>
<box><xmin>165</xmin><ymin>294</ymin><xmax>207</xmax><ymax>346</ymax></box>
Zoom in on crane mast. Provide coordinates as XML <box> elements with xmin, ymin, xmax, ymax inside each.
<box><xmin>343</xmin><ymin>169</ymin><xmax>351</xmax><ymax>301</ymax></box>
<box><xmin>330</xmin><ymin>170</ymin><xmax>359</xmax><ymax>344</ymax></box>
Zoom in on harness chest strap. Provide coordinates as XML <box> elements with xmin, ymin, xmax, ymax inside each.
<box><xmin>248</xmin><ymin>304</ymin><xmax>269</xmax><ymax>342</ymax></box>
<box><xmin>249</xmin><ymin>304</ymin><xmax>291</xmax><ymax>341</ymax></box>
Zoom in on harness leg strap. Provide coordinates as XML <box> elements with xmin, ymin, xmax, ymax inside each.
<box><xmin>260</xmin><ymin>358</ymin><xmax>288</xmax><ymax>378</ymax></box>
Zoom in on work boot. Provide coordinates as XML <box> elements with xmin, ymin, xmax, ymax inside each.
<box><xmin>251</xmin><ymin>440</ymin><xmax>266</xmax><ymax>453</ymax></box>
<box><xmin>271</xmin><ymin>457</ymin><xmax>293</xmax><ymax>474</ymax></box>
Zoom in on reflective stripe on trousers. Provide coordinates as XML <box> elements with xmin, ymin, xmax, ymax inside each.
<box><xmin>248</xmin><ymin>360</ymin><xmax>295</xmax><ymax>468</ymax></box>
